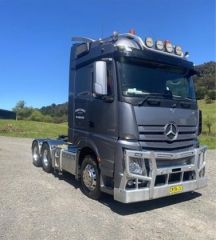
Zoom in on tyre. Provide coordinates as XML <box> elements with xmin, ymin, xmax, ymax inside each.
<box><xmin>32</xmin><ymin>141</ymin><xmax>41</xmax><ymax>167</ymax></box>
<box><xmin>41</xmin><ymin>143</ymin><xmax>53</xmax><ymax>173</ymax></box>
<box><xmin>80</xmin><ymin>155</ymin><xmax>101</xmax><ymax>200</ymax></box>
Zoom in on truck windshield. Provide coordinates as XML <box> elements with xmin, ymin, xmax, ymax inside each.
<box><xmin>117</xmin><ymin>61</ymin><xmax>196</xmax><ymax>101</ymax></box>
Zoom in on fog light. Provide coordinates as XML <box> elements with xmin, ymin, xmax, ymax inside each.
<box><xmin>127</xmin><ymin>180</ymin><xmax>134</xmax><ymax>186</ymax></box>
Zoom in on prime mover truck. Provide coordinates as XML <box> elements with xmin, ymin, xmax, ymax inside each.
<box><xmin>32</xmin><ymin>31</ymin><xmax>207</xmax><ymax>203</ymax></box>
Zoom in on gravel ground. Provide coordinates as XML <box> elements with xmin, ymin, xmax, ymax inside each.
<box><xmin>0</xmin><ymin>136</ymin><xmax>215</xmax><ymax>240</ymax></box>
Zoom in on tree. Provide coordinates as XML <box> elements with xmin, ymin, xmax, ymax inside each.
<box><xmin>13</xmin><ymin>100</ymin><xmax>25</xmax><ymax>112</ymax></box>
<box><xmin>196</xmin><ymin>87</ymin><xmax>206</xmax><ymax>100</ymax></box>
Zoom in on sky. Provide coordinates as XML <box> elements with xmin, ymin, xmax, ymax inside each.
<box><xmin>0</xmin><ymin>0</ymin><xmax>215</xmax><ymax>110</ymax></box>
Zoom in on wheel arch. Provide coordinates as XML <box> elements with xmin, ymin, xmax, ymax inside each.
<box><xmin>76</xmin><ymin>138</ymin><xmax>100</xmax><ymax>168</ymax></box>
<box><xmin>78</xmin><ymin>147</ymin><xmax>98</xmax><ymax>168</ymax></box>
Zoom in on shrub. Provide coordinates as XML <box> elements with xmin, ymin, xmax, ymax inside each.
<box><xmin>28</xmin><ymin>110</ymin><xmax>45</xmax><ymax>122</ymax></box>
<box><xmin>207</xmin><ymin>90</ymin><xmax>216</xmax><ymax>100</ymax></box>
<box><xmin>205</xmin><ymin>95</ymin><xmax>213</xmax><ymax>104</ymax></box>
<box><xmin>196</xmin><ymin>87</ymin><xmax>206</xmax><ymax>100</ymax></box>
<box><xmin>204</xmin><ymin>115</ymin><xmax>214</xmax><ymax>134</ymax></box>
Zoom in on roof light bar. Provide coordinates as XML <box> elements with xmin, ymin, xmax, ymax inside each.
<box><xmin>145</xmin><ymin>37</ymin><xmax>154</xmax><ymax>48</ymax></box>
<box><xmin>155</xmin><ymin>40</ymin><xmax>164</xmax><ymax>50</ymax></box>
<box><xmin>164</xmin><ymin>41</ymin><xmax>173</xmax><ymax>53</ymax></box>
<box><xmin>175</xmin><ymin>45</ymin><xmax>183</xmax><ymax>56</ymax></box>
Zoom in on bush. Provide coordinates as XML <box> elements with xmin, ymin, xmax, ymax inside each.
<box><xmin>207</xmin><ymin>90</ymin><xmax>216</xmax><ymax>100</ymax></box>
<box><xmin>205</xmin><ymin>95</ymin><xmax>213</xmax><ymax>104</ymax></box>
<box><xmin>196</xmin><ymin>87</ymin><xmax>206</xmax><ymax>100</ymax></box>
<box><xmin>43</xmin><ymin>115</ymin><xmax>53</xmax><ymax>123</ymax></box>
<box><xmin>28</xmin><ymin>110</ymin><xmax>45</xmax><ymax>122</ymax></box>
<box><xmin>17</xmin><ymin>107</ymin><xmax>33</xmax><ymax>120</ymax></box>
<box><xmin>204</xmin><ymin>115</ymin><xmax>214</xmax><ymax>134</ymax></box>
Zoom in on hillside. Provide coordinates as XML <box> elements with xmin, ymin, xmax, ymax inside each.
<box><xmin>194</xmin><ymin>61</ymin><xmax>216</xmax><ymax>99</ymax></box>
<box><xmin>40</xmin><ymin>102</ymin><xmax>68</xmax><ymax>123</ymax></box>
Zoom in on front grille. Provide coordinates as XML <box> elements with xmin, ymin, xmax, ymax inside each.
<box><xmin>138</xmin><ymin>125</ymin><xmax>197</xmax><ymax>151</ymax></box>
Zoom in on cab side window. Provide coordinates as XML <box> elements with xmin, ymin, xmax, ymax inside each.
<box><xmin>107</xmin><ymin>61</ymin><xmax>113</xmax><ymax>96</ymax></box>
<box><xmin>75</xmin><ymin>64</ymin><xmax>92</xmax><ymax>97</ymax></box>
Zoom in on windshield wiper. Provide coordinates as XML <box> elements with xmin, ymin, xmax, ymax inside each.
<box><xmin>138</xmin><ymin>92</ymin><xmax>172</xmax><ymax>106</ymax></box>
<box><xmin>172</xmin><ymin>96</ymin><xmax>194</xmax><ymax>102</ymax></box>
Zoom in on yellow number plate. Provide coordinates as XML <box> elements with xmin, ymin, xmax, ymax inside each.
<box><xmin>169</xmin><ymin>185</ymin><xmax>183</xmax><ymax>194</ymax></box>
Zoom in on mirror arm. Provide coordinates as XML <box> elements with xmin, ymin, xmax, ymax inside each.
<box><xmin>103</xmin><ymin>95</ymin><xmax>114</xmax><ymax>103</ymax></box>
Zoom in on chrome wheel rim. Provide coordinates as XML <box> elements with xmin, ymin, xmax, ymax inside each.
<box><xmin>82</xmin><ymin>164</ymin><xmax>97</xmax><ymax>191</ymax></box>
<box><xmin>43</xmin><ymin>149</ymin><xmax>49</xmax><ymax>167</ymax></box>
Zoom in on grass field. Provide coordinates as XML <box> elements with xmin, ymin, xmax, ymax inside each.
<box><xmin>0</xmin><ymin>100</ymin><xmax>215</xmax><ymax>148</ymax></box>
<box><xmin>0</xmin><ymin>120</ymin><xmax>67</xmax><ymax>138</ymax></box>
<box><xmin>198</xmin><ymin>100</ymin><xmax>216</xmax><ymax>149</ymax></box>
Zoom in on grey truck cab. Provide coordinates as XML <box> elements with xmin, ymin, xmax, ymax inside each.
<box><xmin>32</xmin><ymin>31</ymin><xmax>207</xmax><ymax>203</ymax></box>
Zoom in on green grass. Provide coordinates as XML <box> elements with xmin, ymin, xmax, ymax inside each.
<box><xmin>198</xmin><ymin>100</ymin><xmax>216</xmax><ymax>149</ymax></box>
<box><xmin>0</xmin><ymin>119</ymin><xmax>67</xmax><ymax>138</ymax></box>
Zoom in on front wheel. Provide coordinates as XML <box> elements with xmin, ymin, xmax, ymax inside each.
<box><xmin>80</xmin><ymin>155</ymin><xmax>101</xmax><ymax>200</ymax></box>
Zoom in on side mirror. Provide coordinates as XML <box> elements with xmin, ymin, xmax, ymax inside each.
<box><xmin>93</xmin><ymin>61</ymin><xmax>107</xmax><ymax>95</ymax></box>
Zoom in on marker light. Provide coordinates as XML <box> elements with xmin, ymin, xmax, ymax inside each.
<box><xmin>155</xmin><ymin>40</ymin><xmax>164</xmax><ymax>50</ymax></box>
<box><xmin>175</xmin><ymin>45</ymin><xmax>183</xmax><ymax>56</ymax></box>
<box><xmin>164</xmin><ymin>41</ymin><xmax>173</xmax><ymax>53</ymax></box>
<box><xmin>145</xmin><ymin>37</ymin><xmax>154</xmax><ymax>48</ymax></box>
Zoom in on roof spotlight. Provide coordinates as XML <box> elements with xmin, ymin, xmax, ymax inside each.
<box><xmin>145</xmin><ymin>37</ymin><xmax>154</xmax><ymax>48</ymax></box>
<box><xmin>175</xmin><ymin>46</ymin><xmax>183</xmax><ymax>56</ymax></box>
<box><xmin>164</xmin><ymin>41</ymin><xmax>173</xmax><ymax>53</ymax></box>
<box><xmin>155</xmin><ymin>40</ymin><xmax>164</xmax><ymax>50</ymax></box>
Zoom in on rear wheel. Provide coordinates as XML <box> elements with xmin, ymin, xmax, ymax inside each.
<box><xmin>32</xmin><ymin>141</ymin><xmax>41</xmax><ymax>167</ymax></box>
<box><xmin>41</xmin><ymin>143</ymin><xmax>53</xmax><ymax>173</ymax></box>
<box><xmin>80</xmin><ymin>155</ymin><xmax>101</xmax><ymax>200</ymax></box>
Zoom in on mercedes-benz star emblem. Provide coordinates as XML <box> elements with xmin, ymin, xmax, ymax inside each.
<box><xmin>164</xmin><ymin>123</ymin><xmax>178</xmax><ymax>141</ymax></box>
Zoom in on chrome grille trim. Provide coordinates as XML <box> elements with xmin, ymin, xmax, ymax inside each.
<box><xmin>138</xmin><ymin>124</ymin><xmax>197</xmax><ymax>151</ymax></box>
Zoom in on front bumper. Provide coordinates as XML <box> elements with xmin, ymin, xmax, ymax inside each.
<box><xmin>114</xmin><ymin>146</ymin><xmax>207</xmax><ymax>203</ymax></box>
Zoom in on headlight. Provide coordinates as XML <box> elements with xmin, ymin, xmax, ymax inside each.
<box><xmin>129</xmin><ymin>158</ymin><xmax>146</xmax><ymax>175</ymax></box>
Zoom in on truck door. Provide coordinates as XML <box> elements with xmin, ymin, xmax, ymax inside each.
<box><xmin>73</xmin><ymin>64</ymin><xmax>92</xmax><ymax>143</ymax></box>
<box><xmin>88</xmin><ymin>60</ymin><xmax>118</xmax><ymax>179</ymax></box>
